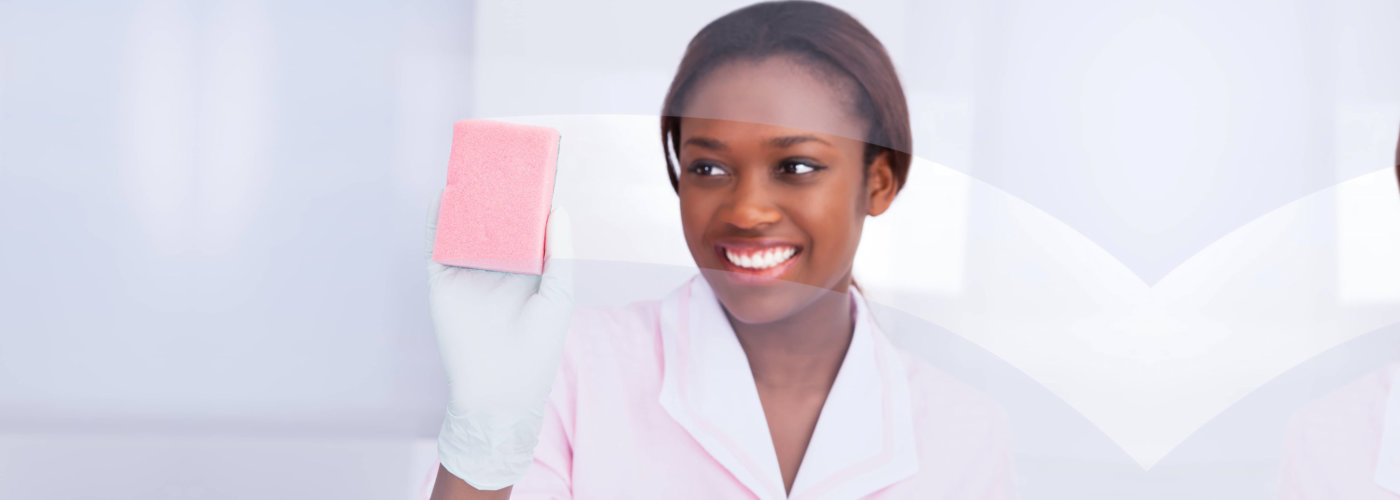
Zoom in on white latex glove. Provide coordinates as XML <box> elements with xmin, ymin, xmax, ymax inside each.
<box><xmin>425</xmin><ymin>191</ymin><xmax>575</xmax><ymax>491</ymax></box>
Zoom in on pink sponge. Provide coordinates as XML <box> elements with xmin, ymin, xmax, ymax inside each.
<box><xmin>433</xmin><ymin>119</ymin><xmax>560</xmax><ymax>275</ymax></box>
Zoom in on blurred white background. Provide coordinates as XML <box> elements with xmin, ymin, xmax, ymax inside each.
<box><xmin>2</xmin><ymin>0</ymin><xmax>1399</xmax><ymax>498</ymax></box>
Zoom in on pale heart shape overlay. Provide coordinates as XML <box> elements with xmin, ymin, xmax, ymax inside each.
<box><xmin>500</xmin><ymin>115</ymin><xmax>1400</xmax><ymax>469</ymax></box>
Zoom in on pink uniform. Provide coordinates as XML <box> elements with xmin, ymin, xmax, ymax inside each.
<box><xmin>426</xmin><ymin>275</ymin><xmax>1017</xmax><ymax>499</ymax></box>
<box><xmin>1279</xmin><ymin>362</ymin><xmax>1400</xmax><ymax>499</ymax></box>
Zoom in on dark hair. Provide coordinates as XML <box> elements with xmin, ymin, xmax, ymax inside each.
<box><xmin>660</xmin><ymin>1</ymin><xmax>912</xmax><ymax>193</ymax></box>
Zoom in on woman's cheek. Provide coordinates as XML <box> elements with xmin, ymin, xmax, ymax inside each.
<box><xmin>681</xmin><ymin>203</ymin><xmax>718</xmax><ymax>263</ymax></box>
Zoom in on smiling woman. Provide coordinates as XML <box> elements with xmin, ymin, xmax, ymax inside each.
<box><xmin>426</xmin><ymin>2</ymin><xmax>1017</xmax><ymax>499</ymax></box>
<box><xmin>673</xmin><ymin>62</ymin><xmax>895</xmax><ymax>324</ymax></box>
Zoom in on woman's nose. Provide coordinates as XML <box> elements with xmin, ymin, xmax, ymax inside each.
<box><xmin>720</xmin><ymin>176</ymin><xmax>782</xmax><ymax>230</ymax></box>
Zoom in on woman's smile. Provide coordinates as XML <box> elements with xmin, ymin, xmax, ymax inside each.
<box><xmin>712</xmin><ymin>238</ymin><xmax>804</xmax><ymax>285</ymax></box>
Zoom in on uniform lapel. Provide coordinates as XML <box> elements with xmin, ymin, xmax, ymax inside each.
<box><xmin>787</xmin><ymin>286</ymin><xmax>919</xmax><ymax>500</ymax></box>
<box><xmin>657</xmin><ymin>276</ymin><xmax>918</xmax><ymax>500</ymax></box>
<box><xmin>659</xmin><ymin>276</ymin><xmax>788</xmax><ymax>500</ymax></box>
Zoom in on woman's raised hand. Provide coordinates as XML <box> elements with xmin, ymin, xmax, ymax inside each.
<box><xmin>425</xmin><ymin>191</ymin><xmax>575</xmax><ymax>491</ymax></box>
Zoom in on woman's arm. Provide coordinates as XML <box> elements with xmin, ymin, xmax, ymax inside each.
<box><xmin>430</xmin><ymin>465</ymin><xmax>512</xmax><ymax>500</ymax></box>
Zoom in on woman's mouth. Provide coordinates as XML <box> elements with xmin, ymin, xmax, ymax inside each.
<box><xmin>724</xmin><ymin>246</ymin><xmax>797</xmax><ymax>269</ymax></box>
<box><xmin>713</xmin><ymin>240</ymin><xmax>802</xmax><ymax>284</ymax></box>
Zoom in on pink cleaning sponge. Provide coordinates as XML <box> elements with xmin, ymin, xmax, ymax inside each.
<box><xmin>433</xmin><ymin>119</ymin><xmax>560</xmax><ymax>275</ymax></box>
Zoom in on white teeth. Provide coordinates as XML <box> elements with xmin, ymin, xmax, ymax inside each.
<box><xmin>724</xmin><ymin>246</ymin><xmax>796</xmax><ymax>270</ymax></box>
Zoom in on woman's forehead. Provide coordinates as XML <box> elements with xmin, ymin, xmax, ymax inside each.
<box><xmin>679</xmin><ymin>57</ymin><xmax>868</xmax><ymax>144</ymax></box>
<box><xmin>679</xmin><ymin>117</ymin><xmax>864</xmax><ymax>149</ymax></box>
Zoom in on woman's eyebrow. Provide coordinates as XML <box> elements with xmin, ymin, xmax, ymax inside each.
<box><xmin>768</xmin><ymin>135</ymin><xmax>831</xmax><ymax>148</ymax></box>
<box><xmin>683</xmin><ymin>137</ymin><xmax>727</xmax><ymax>151</ymax></box>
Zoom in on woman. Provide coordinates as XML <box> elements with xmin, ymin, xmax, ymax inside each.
<box><xmin>427</xmin><ymin>2</ymin><xmax>1016</xmax><ymax>498</ymax></box>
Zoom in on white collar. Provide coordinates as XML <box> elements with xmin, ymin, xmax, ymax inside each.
<box><xmin>1376</xmin><ymin>365</ymin><xmax>1400</xmax><ymax>493</ymax></box>
<box><xmin>657</xmin><ymin>275</ymin><xmax>918</xmax><ymax>500</ymax></box>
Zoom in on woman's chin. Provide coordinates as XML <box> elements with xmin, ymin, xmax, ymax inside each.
<box><xmin>700</xmin><ymin>268</ymin><xmax>823</xmax><ymax>325</ymax></box>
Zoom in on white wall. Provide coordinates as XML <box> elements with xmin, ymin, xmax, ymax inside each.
<box><xmin>0</xmin><ymin>0</ymin><xmax>472</xmax><ymax>469</ymax></box>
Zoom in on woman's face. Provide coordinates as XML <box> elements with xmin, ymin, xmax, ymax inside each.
<box><xmin>676</xmin><ymin>55</ymin><xmax>897</xmax><ymax>325</ymax></box>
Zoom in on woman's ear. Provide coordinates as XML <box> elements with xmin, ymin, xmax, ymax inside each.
<box><xmin>865</xmin><ymin>150</ymin><xmax>898</xmax><ymax>217</ymax></box>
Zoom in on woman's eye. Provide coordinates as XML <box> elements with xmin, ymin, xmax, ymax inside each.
<box><xmin>780</xmin><ymin>160</ymin><xmax>822</xmax><ymax>175</ymax></box>
<box><xmin>688</xmin><ymin>162</ymin><xmax>727</xmax><ymax>176</ymax></box>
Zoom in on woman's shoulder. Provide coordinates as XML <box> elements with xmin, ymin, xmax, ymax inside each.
<box><xmin>893</xmin><ymin>349</ymin><xmax>1012</xmax><ymax>434</ymax></box>
<box><xmin>1287</xmin><ymin>361</ymin><xmax>1398</xmax><ymax>441</ymax></box>
<box><xmin>884</xmin><ymin>347</ymin><xmax>1016</xmax><ymax>472</ymax></box>
<box><xmin>1278</xmin><ymin>362</ymin><xmax>1400</xmax><ymax>494</ymax></box>
<box><xmin>561</xmin><ymin>299</ymin><xmax>666</xmax><ymax>361</ymax></box>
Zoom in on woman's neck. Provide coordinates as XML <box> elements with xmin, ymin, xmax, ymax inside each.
<box><xmin>727</xmin><ymin>287</ymin><xmax>855</xmax><ymax>393</ymax></box>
